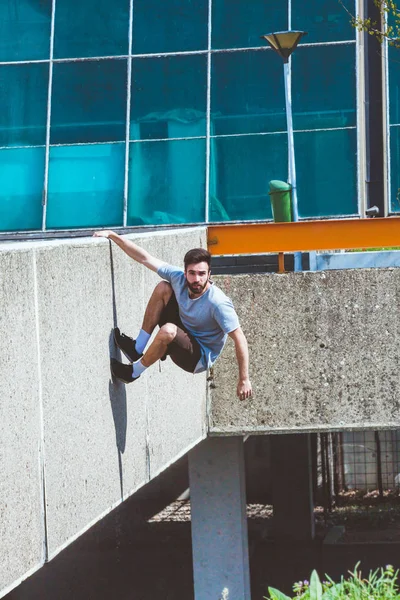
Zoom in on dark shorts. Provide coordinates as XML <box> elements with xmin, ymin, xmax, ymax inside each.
<box><xmin>158</xmin><ymin>292</ymin><xmax>202</xmax><ymax>374</ymax></box>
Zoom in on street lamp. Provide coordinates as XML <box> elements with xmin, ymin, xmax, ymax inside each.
<box><xmin>261</xmin><ymin>30</ymin><xmax>307</xmax><ymax>270</ymax></box>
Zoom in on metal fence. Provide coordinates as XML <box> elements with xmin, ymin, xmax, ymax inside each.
<box><xmin>318</xmin><ymin>431</ymin><xmax>400</xmax><ymax>509</ymax></box>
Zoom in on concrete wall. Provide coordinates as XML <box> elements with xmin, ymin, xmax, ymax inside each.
<box><xmin>0</xmin><ymin>228</ymin><xmax>207</xmax><ymax>598</ymax></box>
<box><xmin>210</xmin><ymin>269</ymin><xmax>400</xmax><ymax>434</ymax></box>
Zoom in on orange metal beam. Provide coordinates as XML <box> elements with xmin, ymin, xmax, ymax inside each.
<box><xmin>207</xmin><ymin>217</ymin><xmax>400</xmax><ymax>255</ymax></box>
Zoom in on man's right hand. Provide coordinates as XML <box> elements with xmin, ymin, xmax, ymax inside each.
<box><xmin>92</xmin><ymin>230</ymin><xmax>163</xmax><ymax>273</ymax></box>
<box><xmin>93</xmin><ymin>230</ymin><xmax>116</xmax><ymax>239</ymax></box>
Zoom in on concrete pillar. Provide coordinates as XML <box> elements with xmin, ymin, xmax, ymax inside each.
<box><xmin>189</xmin><ymin>437</ymin><xmax>251</xmax><ymax>600</ymax></box>
<box><xmin>271</xmin><ymin>433</ymin><xmax>315</xmax><ymax>541</ymax></box>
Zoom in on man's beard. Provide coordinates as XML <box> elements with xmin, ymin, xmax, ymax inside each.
<box><xmin>187</xmin><ymin>280</ymin><xmax>208</xmax><ymax>295</ymax></box>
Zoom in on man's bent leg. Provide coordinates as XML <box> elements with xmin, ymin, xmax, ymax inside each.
<box><xmin>141</xmin><ymin>323</ymin><xmax>178</xmax><ymax>368</ymax></box>
<box><xmin>141</xmin><ymin>281</ymin><xmax>173</xmax><ymax>335</ymax></box>
<box><xmin>114</xmin><ymin>282</ymin><xmax>174</xmax><ymax>362</ymax></box>
<box><xmin>112</xmin><ymin>323</ymin><xmax>178</xmax><ymax>383</ymax></box>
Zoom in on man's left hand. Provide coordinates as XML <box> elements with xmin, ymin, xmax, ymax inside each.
<box><xmin>237</xmin><ymin>379</ymin><xmax>252</xmax><ymax>400</ymax></box>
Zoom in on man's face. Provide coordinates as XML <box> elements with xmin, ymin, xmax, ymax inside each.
<box><xmin>184</xmin><ymin>261</ymin><xmax>210</xmax><ymax>296</ymax></box>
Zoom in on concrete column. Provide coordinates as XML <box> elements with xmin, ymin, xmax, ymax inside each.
<box><xmin>189</xmin><ymin>437</ymin><xmax>251</xmax><ymax>600</ymax></box>
<box><xmin>271</xmin><ymin>433</ymin><xmax>315</xmax><ymax>541</ymax></box>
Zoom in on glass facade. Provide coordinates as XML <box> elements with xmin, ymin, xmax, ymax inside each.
<box><xmin>51</xmin><ymin>60</ymin><xmax>127</xmax><ymax>144</ymax></box>
<box><xmin>0</xmin><ymin>1</ymin><xmax>52</xmax><ymax>62</ymax></box>
<box><xmin>132</xmin><ymin>0</ymin><xmax>208</xmax><ymax>54</ymax></box>
<box><xmin>53</xmin><ymin>0</ymin><xmax>130</xmax><ymax>59</ymax></box>
<box><xmin>388</xmin><ymin>42</ymin><xmax>400</xmax><ymax>213</ymax></box>
<box><xmin>0</xmin><ymin>0</ymin><xmax>360</xmax><ymax>234</ymax></box>
<box><xmin>127</xmin><ymin>138</ymin><xmax>206</xmax><ymax>225</ymax></box>
<box><xmin>47</xmin><ymin>143</ymin><xmax>125</xmax><ymax>229</ymax></box>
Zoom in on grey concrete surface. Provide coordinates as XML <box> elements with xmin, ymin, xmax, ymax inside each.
<box><xmin>210</xmin><ymin>269</ymin><xmax>400</xmax><ymax>434</ymax></box>
<box><xmin>0</xmin><ymin>250</ymin><xmax>43</xmax><ymax>594</ymax></box>
<box><xmin>189</xmin><ymin>437</ymin><xmax>251</xmax><ymax>600</ymax></box>
<box><xmin>0</xmin><ymin>228</ymin><xmax>207</xmax><ymax>597</ymax></box>
<box><xmin>35</xmin><ymin>240</ymin><xmax>149</xmax><ymax>557</ymax></box>
<box><xmin>37</xmin><ymin>229</ymin><xmax>207</xmax><ymax>558</ymax></box>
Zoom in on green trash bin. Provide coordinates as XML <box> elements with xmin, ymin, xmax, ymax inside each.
<box><xmin>269</xmin><ymin>180</ymin><xmax>292</xmax><ymax>223</ymax></box>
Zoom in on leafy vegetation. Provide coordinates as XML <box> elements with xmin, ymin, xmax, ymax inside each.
<box><xmin>265</xmin><ymin>564</ymin><xmax>400</xmax><ymax>599</ymax></box>
<box><xmin>340</xmin><ymin>0</ymin><xmax>400</xmax><ymax>46</ymax></box>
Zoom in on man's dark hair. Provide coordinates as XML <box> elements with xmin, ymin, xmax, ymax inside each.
<box><xmin>184</xmin><ymin>248</ymin><xmax>211</xmax><ymax>270</ymax></box>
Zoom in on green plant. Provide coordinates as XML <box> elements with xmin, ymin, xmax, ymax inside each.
<box><xmin>265</xmin><ymin>564</ymin><xmax>400</xmax><ymax>599</ymax></box>
<box><xmin>340</xmin><ymin>0</ymin><xmax>400</xmax><ymax>47</ymax></box>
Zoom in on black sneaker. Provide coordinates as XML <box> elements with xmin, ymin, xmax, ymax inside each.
<box><xmin>113</xmin><ymin>327</ymin><xmax>143</xmax><ymax>363</ymax></box>
<box><xmin>110</xmin><ymin>358</ymin><xmax>140</xmax><ymax>384</ymax></box>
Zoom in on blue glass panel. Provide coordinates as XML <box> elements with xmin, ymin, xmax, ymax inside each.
<box><xmin>0</xmin><ymin>0</ymin><xmax>51</xmax><ymax>61</ymax></box>
<box><xmin>389</xmin><ymin>46</ymin><xmax>400</xmax><ymax>124</ymax></box>
<box><xmin>51</xmin><ymin>60</ymin><xmax>127</xmax><ymax>144</ymax></box>
<box><xmin>130</xmin><ymin>55</ymin><xmax>207</xmax><ymax>140</ymax></box>
<box><xmin>212</xmin><ymin>0</ymin><xmax>287</xmax><ymax>50</ymax></box>
<box><xmin>209</xmin><ymin>134</ymin><xmax>288</xmax><ymax>222</ymax></box>
<box><xmin>295</xmin><ymin>129</ymin><xmax>358</xmax><ymax>218</ymax></box>
<box><xmin>389</xmin><ymin>126</ymin><xmax>400</xmax><ymax>213</ymax></box>
<box><xmin>292</xmin><ymin>45</ymin><xmax>356</xmax><ymax>130</ymax></box>
<box><xmin>211</xmin><ymin>50</ymin><xmax>286</xmax><ymax>136</ymax></box>
<box><xmin>54</xmin><ymin>0</ymin><xmax>129</xmax><ymax>59</ymax></box>
<box><xmin>292</xmin><ymin>0</ymin><xmax>355</xmax><ymax>43</ymax></box>
<box><xmin>127</xmin><ymin>139</ymin><xmax>206</xmax><ymax>225</ymax></box>
<box><xmin>132</xmin><ymin>0</ymin><xmax>207</xmax><ymax>54</ymax></box>
<box><xmin>0</xmin><ymin>147</ymin><xmax>44</xmax><ymax>232</ymax></box>
<box><xmin>0</xmin><ymin>63</ymin><xmax>48</xmax><ymax>147</ymax></box>
<box><xmin>47</xmin><ymin>144</ymin><xmax>125</xmax><ymax>229</ymax></box>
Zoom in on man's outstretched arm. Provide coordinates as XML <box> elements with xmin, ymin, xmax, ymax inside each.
<box><xmin>93</xmin><ymin>230</ymin><xmax>164</xmax><ymax>273</ymax></box>
<box><xmin>228</xmin><ymin>327</ymin><xmax>252</xmax><ymax>400</ymax></box>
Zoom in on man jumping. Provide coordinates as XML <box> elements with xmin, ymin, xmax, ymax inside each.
<box><xmin>93</xmin><ymin>231</ymin><xmax>252</xmax><ymax>400</ymax></box>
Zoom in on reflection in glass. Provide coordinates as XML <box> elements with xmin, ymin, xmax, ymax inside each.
<box><xmin>389</xmin><ymin>126</ymin><xmax>400</xmax><ymax>213</ymax></box>
<box><xmin>0</xmin><ymin>63</ymin><xmax>48</xmax><ymax>147</ymax></box>
<box><xmin>51</xmin><ymin>60</ymin><xmax>127</xmax><ymax>144</ymax></box>
<box><xmin>292</xmin><ymin>0</ymin><xmax>355</xmax><ymax>43</ymax></box>
<box><xmin>132</xmin><ymin>0</ymin><xmax>207</xmax><ymax>54</ymax></box>
<box><xmin>292</xmin><ymin>45</ymin><xmax>356</xmax><ymax>130</ymax></box>
<box><xmin>212</xmin><ymin>0</ymin><xmax>287</xmax><ymax>49</ymax></box>
<box><xmin>127</xmin><ymin>139</ymin><xmax>206</xmax><ymax>225</ymax></box>
<box><xmin>130</xmin><ymin>55</ymin><xmax>207</xmax><ymax>140</ymax></box>
<box><xmin>54</xmin><ymin>0</ymin><xmax>129</xmax><ymax>58</ymax></box>
<box><xmin>211</xmin><ymin>50</ymin><xmax>286</xmax><ymax>136</ymax></box>
<box><xmin>295</xmin><ymin>129</ymin><xmax>358</xmax><ymax>217</ymax></box>
<box><xmin>47</xmin><ymin>144</ymin><xmax>125</xmax><ymax>229</ymax></box>
<box><xmin>0</xmin><ymin>0</ymin><xmax>51</xmax><ymax>61</ymax></box>
<box><xmin>0</xmin><ymin>147</ymin><xmax>45</xmax><ymax>232</ymax></box>
<box><xmin>209</xmin><ymin>134</ymin><xmax>288</xmax><ymax>222</ymax></box>
<box><xmin>389</xmin><ymin>46</ymin><xmax>400</xmax><ymax>125</ymax></box>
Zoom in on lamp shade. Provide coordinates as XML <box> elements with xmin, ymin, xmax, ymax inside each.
<box><xmin>261</xmin><ymin>30</ymin><xmax>307</xmax><ymax>62</ymax></box>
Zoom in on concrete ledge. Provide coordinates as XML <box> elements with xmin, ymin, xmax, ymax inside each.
<box><xmin>210</xmin><ymin>269</ymin><xmax>400</xmax><ymax>434</ymax></box>
<box><xmin>0</xmin><ymin>227</ymin><xmax>207</xmax><ymax>597</ymax></box>
<box><xmin>0</xmin><ymin>251</ymin><xmax>44</xmax><ymax>593</ymax></box>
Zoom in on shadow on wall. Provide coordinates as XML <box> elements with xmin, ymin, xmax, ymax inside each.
<box><xmin>108</xmin><ymin>242</ymin><xmax>127</xmax><ymax>500</ymax></box>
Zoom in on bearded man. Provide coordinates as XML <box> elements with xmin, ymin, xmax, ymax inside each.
<box><xmin>93</xmin><ymin>231</ymin><xmax>252</xmax><ymax>400</ymax></box>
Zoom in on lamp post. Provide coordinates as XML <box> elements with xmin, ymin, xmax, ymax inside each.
<box><xmin>261</xmin><ymin>31</ymin><xmax>307</xmax><ymax>271</ymax></box>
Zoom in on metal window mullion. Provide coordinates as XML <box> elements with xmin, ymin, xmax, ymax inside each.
<box><xmin>42</xmin><ymin>0</ymin><xmax>56</xmax><ymax>232</ymax></box>
<box><xmin>364</xmin><ymin>0</ymin><xmax>386</xmax><ymax>216</ymax></box>
<box><xmin>300</xmin><ymin>40</ymin><xmax>356</xmax><ymax>48</ymax></box>
<box><xmin>123</xmin><ymin>0</ymin><xmax>134</xmax><ymax>227</ymax></box>
<box><xmin>0</xmin><ymin>40</ymin><xmax>357</xmax><ymax>68</ymax></box>
<box><xmin>205</xmin><ymin>0</ymin><xmax>212</xmax><ymax>223</ymax></box>
<box><xmin>383</xmin><ymin>37</ymin><xmax>390</xmax><ymax>213</ymax></box>
<box><xmin>356</xmin><ymin>0</ymin><xmax>365</xmax><ymax>217</ymax></box>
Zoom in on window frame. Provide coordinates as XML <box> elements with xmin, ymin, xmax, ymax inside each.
<box><xmin>0</xmin><ymin>0</ymin><xmax>370</xmax><ymax>239</ymax></box>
